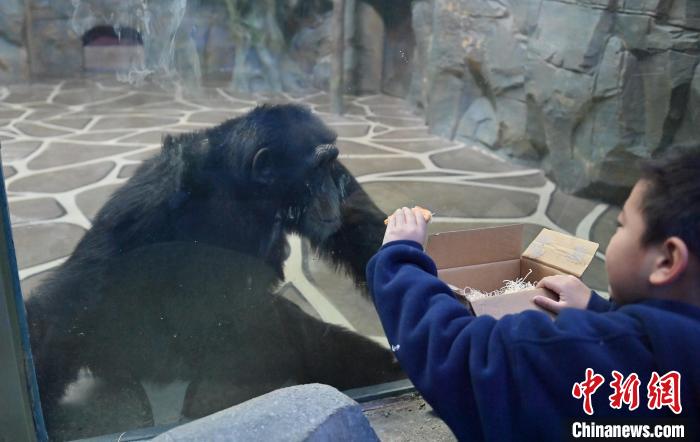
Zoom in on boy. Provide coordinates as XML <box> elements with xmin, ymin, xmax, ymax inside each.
<box><xmin>366</xmin><ymin>148</ymin><xmax>699</xmax><ymax>441</ymax></box>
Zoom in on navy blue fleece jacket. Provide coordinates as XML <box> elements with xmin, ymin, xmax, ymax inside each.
<box><xmin>366</xmin><ymin>240</ymin><xmax>700</xmax><ymax>441</ymax></box>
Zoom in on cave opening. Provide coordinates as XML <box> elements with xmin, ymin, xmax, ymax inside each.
<box><xmin>82</xmin><ymin>25</ymin><xmax>145</xmax><ymax>73</ymax></box>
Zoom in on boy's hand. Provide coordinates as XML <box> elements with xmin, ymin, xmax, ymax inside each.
<box><xmin>382</xmin><ymin>207</ymin><xmax>428</xmax><ymax>247</ymax></box>
<box><xmin>533</xmin><ymin>275</ymin><xmax>592</xmax><ymax>314</ymax></box>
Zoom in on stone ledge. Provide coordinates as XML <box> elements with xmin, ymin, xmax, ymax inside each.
<box><xmin>153</xmin><ymin>384</ymin><xmax>379</xmax><ymax>442</ymax></box>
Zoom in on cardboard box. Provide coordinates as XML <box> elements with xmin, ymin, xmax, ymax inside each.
<box><xmin>425</xmin><ymin>225</ymin><xmax>599</xmax><ymax>319</ymax></box>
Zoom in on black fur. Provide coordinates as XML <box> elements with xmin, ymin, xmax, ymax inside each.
<box><xmin>25</xmin><ymin>104</ymin><xmax>402</xmax><ymax>434</ymax></box>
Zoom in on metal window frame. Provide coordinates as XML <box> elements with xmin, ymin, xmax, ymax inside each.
<box><xmin>0</xmin><ymin>151</ymin><xmax>47</xmax><ymax>441</ymax></box>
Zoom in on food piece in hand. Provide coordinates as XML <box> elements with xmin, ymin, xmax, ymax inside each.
<box><xmin>384</xmin><ymin>206</ymin><xmax>433</xmax><ymax>225</ymax></box>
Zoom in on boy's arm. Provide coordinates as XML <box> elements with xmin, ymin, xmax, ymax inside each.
<box><xmin>366</xmin><ymin>240</ymin><xmax>513</xmax><ymax>441</ymax></box>
<box><xmin>587</xmin><ymin>290</ymin><xmax>614</xmax><ymax>312</ymax></box>
<box><xmin>366</xmin><ymin>240</ymin><xmax>642</xmax><ymax>440</ymax></box>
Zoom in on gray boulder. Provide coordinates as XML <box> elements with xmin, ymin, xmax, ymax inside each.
<box><xmin>153</xmin><ymin>384</ymin><xmax>380</xmax><ymax>442</ymax></box>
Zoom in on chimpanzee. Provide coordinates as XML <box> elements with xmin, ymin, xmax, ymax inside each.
<box><xmin>24</xmin><ymin>104</ymin><xmax>402</xmax><ymax>436</ymax></box>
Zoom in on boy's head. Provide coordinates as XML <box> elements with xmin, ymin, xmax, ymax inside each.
<box><xmin>605</xmin><ymin>147</ymin><xmax>700</xmax><ymax>305</ymax></box>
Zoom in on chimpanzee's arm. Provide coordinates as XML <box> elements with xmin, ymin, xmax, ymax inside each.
<box><xmin>274</xmin><ymin>295</ymin><xmax>404</xmax><ymax>389</ymax></box>
<box><xmin>312</xmin><ymin>162</ymin><xmax>386</xmax><ymax>288</ymax></box>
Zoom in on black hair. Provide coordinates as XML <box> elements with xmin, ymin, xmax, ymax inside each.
<box><xmin>638</xmin><ymin>146</ymin><xmax>700</xmax><ymax>258</ymax></box>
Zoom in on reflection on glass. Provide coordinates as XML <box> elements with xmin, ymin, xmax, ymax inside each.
<box><xmin>16</xmin><ymin>102</ymin><xmax>404</xmax><ymax>439</ymax></box>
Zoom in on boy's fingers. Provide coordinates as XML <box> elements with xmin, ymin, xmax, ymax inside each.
<box><xmin>536</xmin><ymin>276</ymin><xmax>554</xmax><ymax>288</ymax></box>
<box><xmin>536</xmin><ymin>275</ymin><xmax>565</xmax><ymax>292</ymax></box>
<box><xmin>412</xmin><ymin>207</ymin><xmax>426</xmax><ymax>225</ymax></box>
<box><xmin>403</xmin><ymin>207</ymin><xmax>415</xmax><ymax>226</ymax></box>
<box><xmin>389</xmin><ymin>209</ymin><xmax>400</xmax><ymax>228</ymax></box>
<box><xmin>533</xmin><ymin>295</ymin><xmax>562</xmax><ymax>314</ymax></box>
<box><xmin>393</xmin><ymin>208</ymin><xmax>404</xmax><ymax>225</ymax></box>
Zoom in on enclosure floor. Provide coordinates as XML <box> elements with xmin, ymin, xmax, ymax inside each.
<box><xmin>1</xmin><ymin>78</ymin><xmax>616</xmax><ymax>437</ymax></box>
<box><xmin>363</xmin><ymin>393</ymin><xmax>456</xmax><ymax>442</ymax></box>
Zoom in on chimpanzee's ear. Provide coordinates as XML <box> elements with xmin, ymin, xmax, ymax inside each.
<box><xmin>251</xmin><ymin>147</ymin><xmax>275</xmax><ymax>185</ymax></box>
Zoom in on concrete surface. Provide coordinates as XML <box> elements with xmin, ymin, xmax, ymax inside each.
<box><xmin>152</xmin><ymin>384</ymin><xmax>379</xmax><ymax>442</ymax></box>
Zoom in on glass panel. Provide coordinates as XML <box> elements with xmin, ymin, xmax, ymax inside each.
<box><xmin>2</xmin><ymin>0</ymin><xmax>696</xmax><ymax>439</ymax></box>
<box><xmin>0</xmin><ymin>164</ymin><xmax>43</xmax><ymax>442</ymax></box>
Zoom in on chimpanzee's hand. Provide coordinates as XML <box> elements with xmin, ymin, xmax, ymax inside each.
<box><xmin>382</xmin><ymin>207</ymin><xmax>428</xmax><ymax>247</ymax></box>
<box><xmin>533</xmin><ymin>275</ymin><xmax>592</xmax><ymax>314</ymax></box>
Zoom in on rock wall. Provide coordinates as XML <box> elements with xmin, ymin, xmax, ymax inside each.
<box><xmin>409</xmin><ymin>0</ymin><xmax>700</xmax><ymax>202</ymax></box>
<box><xmin>0</xmin><ymin>0</ymin><xmax>29</xmax><ymax>80</ymax></box>
<box><xmin>0</xmin><ymin>0</ymin><xmax>392</xmax><ymax>94</ymax></box>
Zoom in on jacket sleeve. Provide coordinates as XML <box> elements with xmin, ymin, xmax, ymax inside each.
<box><xmin>366</xmin><ymin>240</ymin><xmax>518</xmax><ymax>440</ymax></box>
<box><xmin>586</xmin><ymin>290</ymin><xmax>614</xmax><ymax>312</ymax></box>
<box><xmin>366</xmin><ymin>242</ymin><xmax>650</xmax><ymax>440</ymax></box>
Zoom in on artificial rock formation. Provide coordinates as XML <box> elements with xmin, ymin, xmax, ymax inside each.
<box><xmin>409</xmin><ymin>0</ymin><xmax>700</xmax><ymax>202</ymax></box>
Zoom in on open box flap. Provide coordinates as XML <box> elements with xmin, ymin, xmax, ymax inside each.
<box><xmin>521</xmin><ymin>229</ymin><xmax>599</xmax><ymax>277</ymax></box>
<box><xmin>426</xmin><ymin>225</ymin><xmax>523</xmax><ymax>270</ymax></box>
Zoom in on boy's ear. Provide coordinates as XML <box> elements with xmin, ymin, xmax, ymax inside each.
<box><xmin>649</xmin><ymin>237</ymin><xmax>689</xmax><ymax>286</ymax></box>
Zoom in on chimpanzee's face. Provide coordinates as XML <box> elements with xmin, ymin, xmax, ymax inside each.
<box><xmin>295</xmin><ymin>144</ymin><xmax>344</xmax><ymax>243</ymax></box>
<box><xmin>243</xmin><ymin>104</ymin><xmax>346</xmax><ymax>243</ymax></box>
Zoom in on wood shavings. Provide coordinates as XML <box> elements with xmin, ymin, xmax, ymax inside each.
<box><xmin>462</xmin><ymin>270</ymin><xmax>536</xmax><ymax>302</ymax></box>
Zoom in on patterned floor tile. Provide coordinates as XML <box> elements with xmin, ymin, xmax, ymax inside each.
<box><xmin>28</xmin><ymin>142</ymin><xmax>138</xmax><ymax>169</ymax></box>
<box><xmin>9</xmin><ymin>197</ymin><xmax>65</xmax><ymax>223</ymax></box>
<box><xmin>9</xmin><ymin>162</ymin><xmax>115</xmax><ymax>193</ymax></box>
<box><xmin>12</xmin><ymin>223</ymin><xmax>86</xmax><ymax>269</ymax></box>
<box><xmin>75</xmin><ymin>184</ymin><xmax>123</xmax><ymax>221</ymax></box>
<box><xmin>431</xmin><ymin>146</ymin><xmax>528</xmax><ymax>173</ymax></box>
<box><xmin>362</xmin><ymin>181</ymin><xmax>539</xmax><ymax>218</ymax></box>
